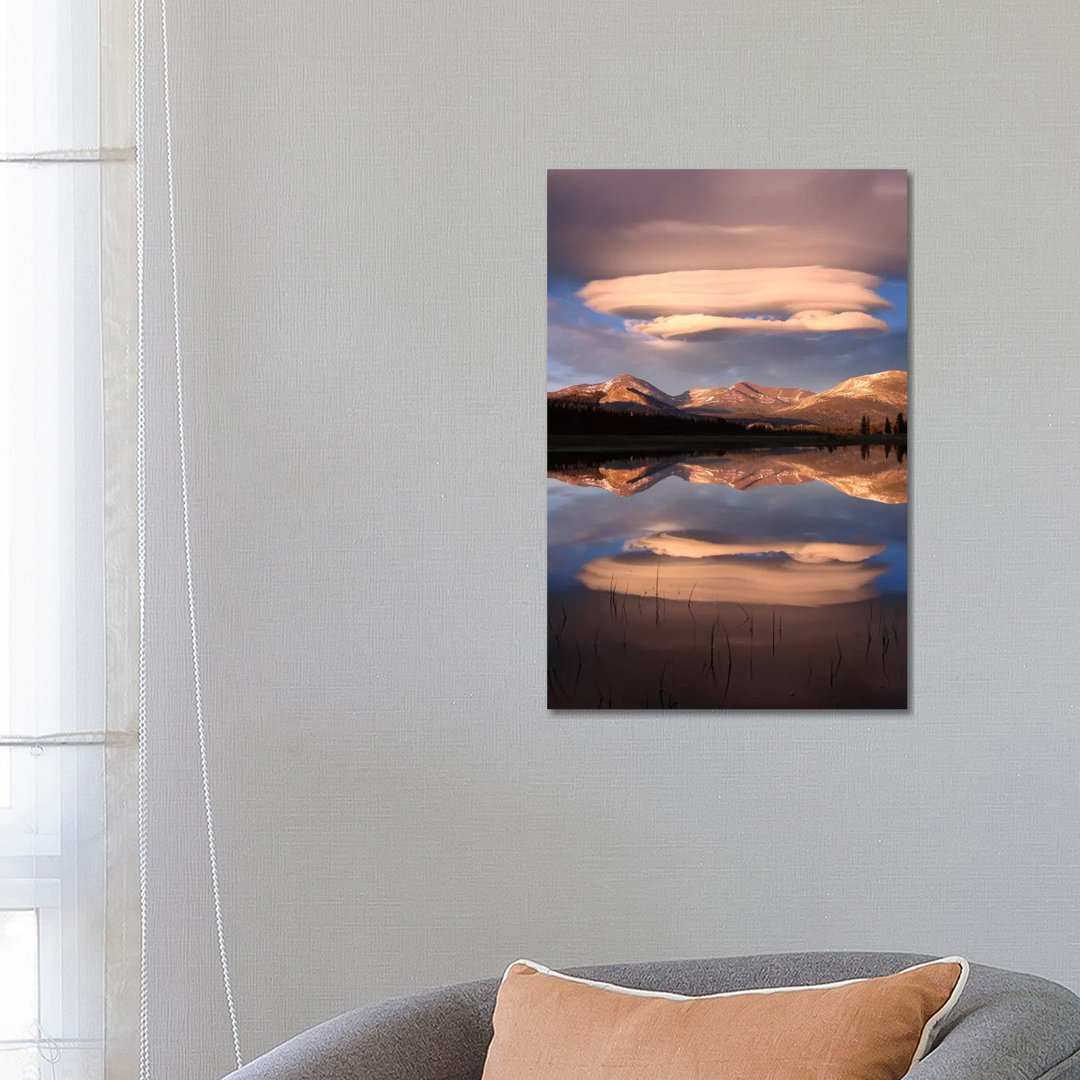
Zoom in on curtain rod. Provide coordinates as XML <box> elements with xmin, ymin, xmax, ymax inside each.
<box><xmin>0</xmin><ymin>731</ymin><xmax>137</xmax><ymax>746</ymax></box>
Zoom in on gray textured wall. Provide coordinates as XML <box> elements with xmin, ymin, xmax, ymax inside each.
<box><xmin>138</xmin><ymin>2</ymin><xmax>1080</xmax><ymax>1076</ymax></box>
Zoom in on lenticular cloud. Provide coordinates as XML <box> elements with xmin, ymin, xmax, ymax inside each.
<box><xmin>631</xmin><ymin>310</ymin><xmax>889</xmax><ymax>339</ymax></box>
<box><xmin>577</xmin><ymin>266</ymin><xmax>891</xmax><ymax>338</ymax></box>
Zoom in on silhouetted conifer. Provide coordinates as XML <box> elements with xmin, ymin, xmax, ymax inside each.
<box><xmin>547</xmin><ymin>398</ymin><xmax>746</xmax><ymax>438</ymax></box>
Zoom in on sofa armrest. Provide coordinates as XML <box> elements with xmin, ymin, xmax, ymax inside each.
<box><xmin>221</xmin><ymin>980</ymin><xmax>496</xmax><ymax>1080</ymax></box>
<box><xmin>909</xmin><ymin>968</ymin><xmax>1080</xmax><ymax>1080</ymax></box>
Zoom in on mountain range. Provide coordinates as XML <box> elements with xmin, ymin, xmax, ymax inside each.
<box><xmin>549</xmin><ymin>370</ymin><xmax>907</xmax><ymax>431</ymax></box>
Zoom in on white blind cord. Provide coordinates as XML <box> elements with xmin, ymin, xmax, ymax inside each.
<box><xmin>134</xmin><ymin>0</ymin><xmax>244</xmax><ymax>1070</ymax></box>
<box><xmin>133</xmin><ymin>0</ymin><xmax>151</xmax><ymax>1075</ymax></box>
<box><xmin>158</xmin><ymin>0</ymin><xmax>244</xmax><ymax>1066</ymax></box>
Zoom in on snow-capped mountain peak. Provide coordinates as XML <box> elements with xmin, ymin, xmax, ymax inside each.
<box><xmin>549</xmin><ymin>370</ymin><xmax>908</xmax><ymax>430</ymax></box>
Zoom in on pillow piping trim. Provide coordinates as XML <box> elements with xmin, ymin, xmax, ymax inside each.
<box><xmin>500</xmin><ymin>956</ymin><xmax>970</xmax><ymax>1069</ymax></box>
<box><xmin>908</xmin><ymin>957</ymin><xmax>969</xmax><ymax>1066</ymax></box>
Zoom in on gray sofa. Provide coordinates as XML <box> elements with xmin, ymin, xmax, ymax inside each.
<box><xmin>224</xmin><ymin>952</ymin><xmax>1080</xmax><ymax>1079</ymax></box>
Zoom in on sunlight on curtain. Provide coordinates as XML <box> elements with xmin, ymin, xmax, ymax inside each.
<box><xmin>1</xmin><ymin>2</ymin><xmax>134</xmax><ymax>1078</ymax></box>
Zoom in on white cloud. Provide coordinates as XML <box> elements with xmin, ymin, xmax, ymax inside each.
<box><xmin>545</xmin><ymin>316</ymin><xmax>908</xmax><ymax>393</ymax></box>
<box><xmin>631</xmin><ymin>310</ymin><xmax>888</xmax><ymax>339</ymax></box>
<box><xmin>579</xmin><ymin>266</ymin><xmax>890</xmax><ymax>322</ymax></box>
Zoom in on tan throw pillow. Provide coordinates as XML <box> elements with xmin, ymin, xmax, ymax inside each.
<box><xmin>481</xmin><ymin>957</ymin><xmax>968</xmax><ymax>1080</ymax></box>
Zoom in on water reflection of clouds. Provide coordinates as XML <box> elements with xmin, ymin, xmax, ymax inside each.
<box><xmin>626</xmin><ymin>533</ymin><xmax>885</xmax><ymax>564</ymax></box>
<box><xmin>549</xmin><ymin>449</ymin><xmax>907</xmax><ymax>605</ymax></box>
<box><xmin>579</xmin><ymin>533</ymin><xmax>888</xmax><ymax>607</ymax></box>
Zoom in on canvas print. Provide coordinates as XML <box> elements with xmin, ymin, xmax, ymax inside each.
<box><xmin>547</xmin><ymin>170</ymin><xmax>908</xmax><ymax>709</ymax></box>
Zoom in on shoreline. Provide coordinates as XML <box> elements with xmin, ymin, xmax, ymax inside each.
<box><xmin>548</xmin><ymin>433</ymin><xmax>908</xmax><ymax>454</ymax></box>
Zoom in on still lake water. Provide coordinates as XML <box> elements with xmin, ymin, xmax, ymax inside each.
<box><xmin>547</xmin><ymin>443</ymin><xmax>907</xmax><ymax>709</ymax></box>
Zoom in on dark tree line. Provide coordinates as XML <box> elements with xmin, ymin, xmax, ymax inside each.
<box><xmin>548</xmin><ymin>398</ymin><xmax>746</xmax><ymax>438</ymax></box>
<box><xmin>861</xmin><ymin>412</ymin><xmax>907</xmax><ymax>436</ymax></box>
<box><xmin>549</xmin><ymin>398</ymin><xmax>909</xmax><ymax>440</ymax></box>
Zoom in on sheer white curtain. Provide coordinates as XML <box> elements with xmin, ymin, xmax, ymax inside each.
<box><xmin>1</xmin><ymin>2</ymin><xmax>137</xmax><ymax>1078</ymax></box>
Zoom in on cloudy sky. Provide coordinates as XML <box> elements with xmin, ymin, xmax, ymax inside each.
<box><xmin>548</xmin><ymin>169</ymin><xmax>908</xmax><ymax>394</ymax></box>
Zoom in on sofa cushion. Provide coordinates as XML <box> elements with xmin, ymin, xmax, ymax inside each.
<box><xmin>481</xmin><ymin>956</ymin><xmax>968</xmax><ymax>1080</ymax></box>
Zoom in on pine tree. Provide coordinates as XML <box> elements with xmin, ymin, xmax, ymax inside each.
<box><xmin>884</xmin><ymin>417</ymin><xmax>893</xmax><ymax>435</ymax></box>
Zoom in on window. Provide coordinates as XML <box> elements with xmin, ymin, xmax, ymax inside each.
<box><xmin>2</xmin><ymin>2</ymin><xmax>114</xmax><ymax>1077</ymax></box>
<box><xmin>0</xmin><ymin>910</ymin><xmax>39</xmax><ymax>1077</ymax></box>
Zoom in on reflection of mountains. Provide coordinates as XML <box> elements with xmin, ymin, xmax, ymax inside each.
<box><xmin>579</xmin><ymin>533</ymin><xmax>887</xmax><ymax>607</ymax></box>
<box><xmin>549</xmin><ymin>445</ymin><xmax>907</xmax><ymax>504</ymax></box>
